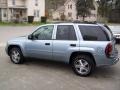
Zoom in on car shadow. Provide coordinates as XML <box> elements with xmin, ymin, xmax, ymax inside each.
<box><xmin>90</xmin><ymin>67</ymin><xmax>119</xmax><ymax>79</ymax></box>
<box><xmin>24</xmin><ymin>58</ymin><xmax>73</xmax><ymax>73</ymax></box>
<box><xmin>23</xmin><ymin>58</ymin><xmax>119</xmax><ymax>79</ymax></box>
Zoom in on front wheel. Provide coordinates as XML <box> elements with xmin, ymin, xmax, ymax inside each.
<box><xmin>71</xmin><ymin>55</ymin><xmax>95</xmax><ymax>77</ymax></box>
<box><xmin>9</xmin><ymin>47</ymin><xmax>24</xmax><ymax>64</ymax></box>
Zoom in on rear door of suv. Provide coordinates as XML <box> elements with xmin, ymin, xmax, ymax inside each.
<box><xmin>52</xmin><ymin>24</ymin><xmax>79</xmax><ymax>62</ymax></box>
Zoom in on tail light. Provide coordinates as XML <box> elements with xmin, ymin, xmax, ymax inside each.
<box><xmin>105</xmin><ymin>43</ymin><xmax>112</xmax><ymax>58</ymax></box>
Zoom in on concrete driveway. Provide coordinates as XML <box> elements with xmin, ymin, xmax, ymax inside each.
<box><xmin>0</xmin><ymin>26</ymin><xmax>120</xmax><ymax>90</ymax></box>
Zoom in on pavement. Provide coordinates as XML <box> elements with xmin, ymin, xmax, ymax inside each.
<box><xmin>0</xmin><ymin>26</ymin><xmax>120</xmax><ymax>90</ymax></box>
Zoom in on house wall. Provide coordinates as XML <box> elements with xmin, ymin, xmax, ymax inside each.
<box><xmin>52</xmin><ymin>11</ymin><xmax>61</xmax><ymax>20</ymax></box>
<box><xmin>26</xmin><ymin>0</ymin><xmax>45</xmax><ymax>21</ymax></box>
<box><xmin>8</xmin><ymin>0</ymin><xmax>26</xmax><ymax>7</ymax></box>
<box><xmin>0</xmin><ymin>0</ymin><xmax>7</xmax><ymax>8</ymax></box>
<box><xmin>64</xmin><ymin>0</ymin><xmax>97</xmax><ymax>21</ymax></box>
<box><xmin>64</xmin><ymin>0</ymin><xmax>77</xmax><ymax>20</ymax></box>
<box><xmin>0</xmin><ymin>0</ymin><xmax>45</xmax><ymax>22</ymax></box>
<box><xmin>1</xmin><ymin>9</ymin><xmax>7</xmax><ymax>21</ymax></box>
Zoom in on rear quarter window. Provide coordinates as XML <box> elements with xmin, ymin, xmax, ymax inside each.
<box><xmin>79</xmin><ymin>25</ymin><xmax>110</xmax><ymax>41</ymax></box>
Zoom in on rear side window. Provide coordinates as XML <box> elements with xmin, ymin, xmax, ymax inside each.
<box><xmin>56</xmin><ymin>25</ymin><xmax>77</xmax><ymax>40</ymax></box>
<box><xmin>79</xmin><ymin>25</ymin><xmax>109</xmax><ymax>41</ymax></box>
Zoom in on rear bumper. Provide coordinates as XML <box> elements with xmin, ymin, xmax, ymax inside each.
<box><xmin>113</xmin><ymin>57</ymin><xmax>119</xmax><ymax>65</ymax></box>
<box><xmin>109</xmin><ymin>57</ymin><xmax>119</xmax><ymax>65</ymax></box>
<box><xmin>96</xmin><ymin>57</ymin><xmax>119</xmax><ymax>67</ymax></box>
<box><xmin>104</xmin><ymin>49</ymin><xmax>119</xmax><ymax>66</ymax></box>
<box><xmin>96</xmin><ymin>48</ymin><xmax>119</xmax><ymax>67</ymax></box>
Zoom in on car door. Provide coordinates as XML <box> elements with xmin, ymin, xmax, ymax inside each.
<box><xmin>53</xmin><ymin>25</ymin><xmax>80</xmax><ymax>62</ymax></box>
<box><xmin>25</xmin><ymin>25</ymin><xmax>54</xmax><ymax>60</ymax></box>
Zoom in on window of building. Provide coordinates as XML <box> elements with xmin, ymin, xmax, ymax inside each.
<box><xmin>3</xmin><ymin>9</ymin><xmax>6</xmax><ymax>17</ymax></box>
<box><xmin>34</xmin><ymin>10</ymin><xmax>36</xmax><ymax>17</ymax></box>
<box><xmin>12</xmin><ymin>0</ymin><xmax>15</xmax><ymax>5</ymax></box>
<box><xmin>35</xmin><ymin>0</ymin><xmax>38</xmax><ymax>6</ymax></box>
<box><xmin>56</xmin><ymin>25</ymin><xmax>77</xmax><ymax>40</ymax></box>
<box><xmin>34</xmin><ymin>10</ymin><xmax>39</xmax><ymax>17</ymax></box>
<box><xmin>68</xmin><ymin>5</ymin><xmax>69</xmax><ymax>9</ymax></box>
<box><xmin>37</xmin><ymin>10</ymin><xmax>39</xmax><ymax>17</ymax></box>
<box><xmin>70</xmin><ymin>4</ymin><xmax>72</xmax><ymax>9</ymax></box>
<box><xmin>3</xmin><ymin>12</ymin><xmax>6</xmax><ymax>17</ymax></box>
<box><xmin>68</xmin><ymin>12</ymin><xmax>72</xmax><ymax>17</ymax></box>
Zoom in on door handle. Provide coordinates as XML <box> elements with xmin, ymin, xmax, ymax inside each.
<box><xmin>45</xmin><ymin>43</ymin><xmax>50</xmax><ymax>45</ymax></box>
<box><xmin>70</xmin><ymin>44</ymin><xmax>76</xmax><ymax>47</ymax></box>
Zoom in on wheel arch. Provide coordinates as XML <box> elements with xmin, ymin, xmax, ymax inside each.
<box><xmin>7</xmin><ymin>45</ymin><xmax>22</xmax><ymax>56</ymax></box>
<box><xmin>69</xmin><ymin>51</ymin><xmax>96</xmax><ymax>66</ymax></box>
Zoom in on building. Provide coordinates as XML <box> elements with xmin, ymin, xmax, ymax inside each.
<box><xmin>52</xmin><ymin>0</ymin><xmax>98</xmax><ymax>21</ymax></box>
<box><xmin>0</xmin><ymin>0</ymin><xmax>45</xmax><ymax>22</ymax></box>
<box><xmin>64</xmin><ymin>0</ymin><xmax>77</xmax><ymax>20</ymax></box>
<box><xmin>52</xmin><ymin>6</ymin><xmax>65</xmax><ymax>20</ymax></box>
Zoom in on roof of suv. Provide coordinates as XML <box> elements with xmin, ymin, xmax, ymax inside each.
<box><xmin>50</xmin><ymin>21</ymin><xmax>101</xmax><ymax>26</ymax></box>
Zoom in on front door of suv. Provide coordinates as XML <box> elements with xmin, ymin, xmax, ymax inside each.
<box><xmin>53</xmin><ymin>25</ymin><xmax>79</xmax><ymax>62</ymax></box>
<box><xmin>25</xmin><ymin>25</ymin><xmax>54</xmax><ymax>60</ymax></box>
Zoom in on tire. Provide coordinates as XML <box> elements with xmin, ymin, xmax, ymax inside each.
<box><xmin>71</xmin><ymin>54</ymin><xmax>95</xmax><ymax>77</ymax></box>
<box><xmin>9</xmin><ymin>47</ymin><xmax>24</xmax><ymax>64</ymax></box>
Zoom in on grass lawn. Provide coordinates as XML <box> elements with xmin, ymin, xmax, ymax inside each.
<box><xmin>0</xmin><ymin>22</ymin><xmax>47</xmax><ymax>26</ymax></box>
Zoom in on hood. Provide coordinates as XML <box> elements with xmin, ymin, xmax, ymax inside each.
<box><xmin>9</xmin><ymin>36</ymin><xmax>27</xmax><ymax>42</ymax></box>
<box><xmin>14</xmin><ymin>36</ymin><xmax>27</xmax><ymax>39</ymax></box>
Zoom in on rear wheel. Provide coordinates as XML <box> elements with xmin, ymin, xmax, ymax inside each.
<box><xmin>71</xmin><ymin>54</ymin><xmax>95</xmax><ymax>76</ymax></box>
<box><xmin>9</xmin><ymin>47</ymin><xmax>24</xmax><ymax>64</ymax></box>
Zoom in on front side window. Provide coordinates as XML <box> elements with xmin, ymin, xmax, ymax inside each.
<box><xmin>56</xmin><ymin>25</ymin><xmax>77</xmax><ymax>40</ymax></box>
<box><xmin>79</xmin><ymin>25</ymin><xmax>109</xmax><ymax>41</ymax></box>
<box><xmin>32</xmin><ymin>25</ymin><xmax>54</xmax><ymax>40</ymax></box>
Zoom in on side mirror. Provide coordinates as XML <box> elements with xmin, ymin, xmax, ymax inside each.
<box><xmin>28</xmin><ymin>34</ymin><xmax>33</xmax><ymax>40</ymax></box>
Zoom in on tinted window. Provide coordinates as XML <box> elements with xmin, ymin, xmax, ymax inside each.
<box><xmin>56</xmin><ymin>25</ymin><xmax>77</xmax><ymax>40</ymax></box>
<box><xmin>79</xmin><ymin>25</ymin><xmax>109</xmax><ymax>41</ymax></box>
<box><xmin>32</xmin><ymin>25</ymin><xmax>54</xmax><ymax>40</ymax></box>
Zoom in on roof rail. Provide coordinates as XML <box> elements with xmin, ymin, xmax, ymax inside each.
<box><xmin>72</xmin><ymin>20</ymin><xmax>97</xmax><ymax>24</ymax></box>
<box><xmin>51</xmin><ymin>21</ymin><xmax>98</xmax><ymax>24</ymax></box>
<box><xmin>51</xmin><ymin>21</ymin><xmax>72</xmax><ymax>24</ymax></box>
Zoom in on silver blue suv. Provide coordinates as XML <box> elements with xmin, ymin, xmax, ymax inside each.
<box><xmin>5</xmin><ymin>23</ymin><xmax>119</xmax><ymax>76</ymax></box>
